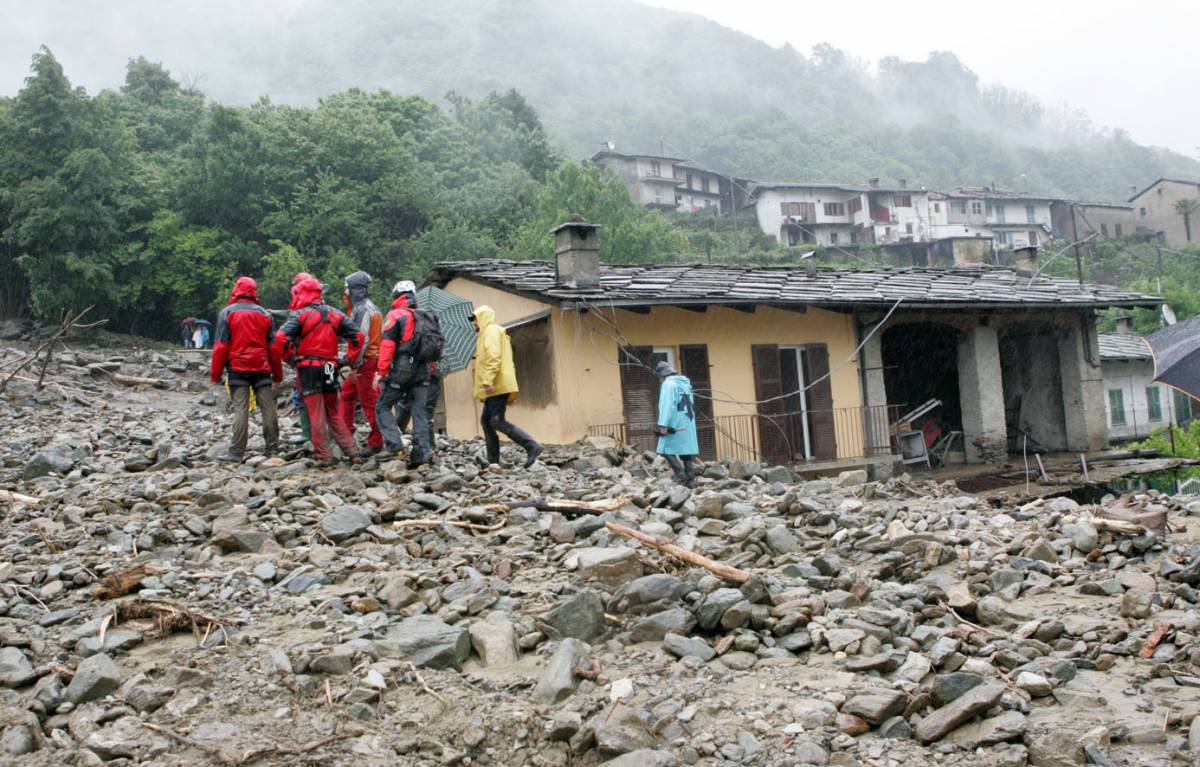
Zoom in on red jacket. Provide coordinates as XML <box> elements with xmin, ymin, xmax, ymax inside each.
<box><xmin>210</xmin><ymin>277</ymin><xmax>282</xmax><ymax>383</ymax></box>
<box><xmin>273</xmin><ymin>278</ymin><xmax>363</xmax><ymax>367</ymax></box>
<box><xmin>376</xmin><ymin>294</ymin><xmax>419</xmax><ymax>378</ymax></box>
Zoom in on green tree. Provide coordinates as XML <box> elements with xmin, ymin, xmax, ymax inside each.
<box><xmin>1175</xmin><ymin>198</ymin><xmax>1198</xmax><ymax>243</ymax></box>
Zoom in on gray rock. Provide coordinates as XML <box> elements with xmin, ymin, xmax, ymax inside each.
<box><xmin>663</xmin><ymin>633</ymin><xmax>716</xmax><ymax>662</ymax></box>
<box><xmin>64</xmin><ymin>653</ymin><xmax>123</xmax><ymax>704</ymax></box>
<box><xmin>697</xmin><ymin>588</ymin><xmax>746</xmax><ymax>630</ymax></box>
<box><xmin>615</xmin><ymin>574</ymin><xmax>684</xmax><ymax>611</ymax></box>
<box><xmin>629</xmin><ymin>608</ymin><xmax>696</xmax><ymax>643</ymax></box>
<box><xmin>948</xmin><ymin>711</ymin><xmax>1028</xmax><ymax>747</ymax></box>
<box><xmin>931</xmin><ymin>672</ymin><xmax>985</xmax><ymax>707</ymax></box>
<box><xmin>600</xmin><ymin>749</ymin><xmax>678</xmax><ymax>767</ymax></box>
<box><xmin>1190</xmin><ymin>715</ymin><xmax>1200</xmax><ymax>752</ymax></box>
<box><xmin>541</xmin><ymin>590</ymin><xmax>605</xmax><ymax>641</ymax></box>
<box><xmin>1062</xmin><ymin>521</ymin><xmax>1098</xmax><ymax>553</ymax></box>
<box><xmin>1015</xmin><ymin>671</ymin><xmax>1053</xmax><ymax>697</ymax></box>
<box><xmin>792</xmin><ymin>739</ymin><xmax>830</xmax><ymax>765</ymax></box>
<box><xmin>842</xmin><ymin>688</ymin><xmax>906</xmax><ymax>725</ymax></box>
<box><xmin>915</xmin><ymin>683</ymin><xmax>1004</xmax><ymax>743</ymax></box>
<box><xmin>976</xmin><ymin>596</ymin><xmax>1030</xmax><ymax>627</ymax></box>
<box><xmin>546</xmin><ymin>711</ymin><xmax>582</xmax><ymax>741</ymax></box>
<box><xmin>765</xmin><ymin>525</ymin><xmax>801</xmax><ymax>554</ymax></box>
<box><xmin>824</xmin><ymin>628</ymin><xmax>866</xmax><ymax>652</ymax></box>
<box><xmin>836</xmin><ymin>469</ymin><xmax>868</xmax><ymax>487</ymax></box>
<box><xmin>320</xmin><ymin>505</ymin><xmax>372</xmax><ymax>542</ymax></box>
<box><xmin>469</xmin><ymin>613</ymin><xmax>520</xmax><ymax>667</ymax></box>
<box><xmin>0</xmin><ymin>724</ymin><xmax>35</xmax><ymax>756</ymax></box>
<box><xmin>778</xmin><ymin>631</ymin><xmax>813</xmax><ymax>653</ymax></box>
<box><xmin>1026</xmin><ymin>730</ymin><xmax>1084</xmax><ymax>767</ymax></box>
<box><xmin>593</xmin><ymin>704</ymin><xmax>657</xmax><ymax>755</ymax></box>
<box><xmin>532</xmin><ymin>638</ymin><xmax>590</xmax><ymax>704</ymax></box>
<box><xmin>377</xmin><ymin>615</ymin><xmax>470</xmax><ymax>670</ymax></box>
<box><xmin>23</xmin><ymin>446</ymin><xmax>74</xmax><ymax>480</ymax></box>
<box><xmin>879</xmin><ymin>715</ymin><xmax>913</xmax><ymax>739</ymax></box>
<box><xmin>125</xmin><ymin>684</ymin><xmax>175</xmax><ymax>713</ymax></box>
<box><xmin>0</xmin><ymin>647</ymin><xmax>36</xmax><ymax>688</ymax></box>
<box><xmin>576</xmin><ymin>547</ymin><xmax>643</xmax><ymax>587</ymax></box>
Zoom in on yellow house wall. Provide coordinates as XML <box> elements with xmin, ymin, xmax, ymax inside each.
<box><xmin>554</xmin><ymin>305</ymin><xmax>865</xmax><ymax>459</ymax></box>
<box><xmin>438</xmin><ymin>277</ymin><xmax>866</xmax><ymax>459</ymax></box>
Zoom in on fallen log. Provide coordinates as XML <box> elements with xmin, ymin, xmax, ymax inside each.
<box><xmin>393</xmin><ymin>518</ymin><xmax>506</xmax><ymax>533</ymax></box>
<box><xmin>1140</xmin><ymin>621</ymin><xmax>1171</xmax><ymax>659</ymax></box>
<box><xmin>606</xmin><ymin>521</ymin><xmax>750</xmax><ymax>583</ymax></box>
<box><xmin>482</xmin><ymin>496</ymin><xmax>629</xmax><ymax>516</ymax></box>
<box><xmin>0</xmin><ymin>490</ymin><xmax>41</xmax><ymax>506</ymax></box>
<box><xmin>1091</xmin><ymin>517</ymin><xmax>1145</xmax><ymax>536</ymax></box>
<box><xmin>109</xmin><ymin>372</ymin><xmax>168</xmax><ymax>388</ymax></box>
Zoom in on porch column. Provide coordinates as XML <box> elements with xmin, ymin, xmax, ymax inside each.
<box><xmin>860</xmin><ymin>320</ymin><xmax>888</xmax><ymax>410</ymax></box>
<box><xmin>1059</xmin><ymin>315</ymin><xmax>1108</xmax><ymax>450</ymax></box>
<box><xmin>957</xmin><ymin>323</ymin><xmax>1008</xmax><ymax>463</ymax></box>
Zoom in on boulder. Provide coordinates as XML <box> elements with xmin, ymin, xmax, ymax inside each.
<box><xmin>915</xmin><ymin>683</ymin><xmax>1003</xmax><ymax>743</ymax></box>
<box><xmin>64</xmin><ymin>653</ymin><xmax>123</xmax><ymax>705</ymax></box>
<box><xmin>469</xmin><ymin>613</ymin><xmax>520</xmax><ymax>667</ymax></box>
<box><xmin>842</xmin><ymin>688</ymin><xmax>906</xmax><ymax>725</ymax></box>
<box><xmin>662</xmin><ymin>633</ymin><xmax>716</xmax><ymax>662</ymax></box>
<box><xmin>320</xmin><ymin>505</ymin><xmax>372</xmax><ymax>542</ymax></box>
<box><xmin>531</xmin><ymin>638</ymin><xmax>590</xmax><ymax>704</ymax></box>
<box><xmin>576</xmin><ymin>547</ymin><xmax>643</xmax><ymax>587</ymax></box>
<box><xmin>541</xmin><ymin>590</ymin><xmax>605</xmax><ymax>641</ymax></box>
<box><xmin>377</xmin><ymin>615</ymin><xmax>470</xmax><ymax>670</ymax></box>
<box><xmin>629</xmin><ymin>608</ymin><xmax>696</xmax><ymax>643</ymax></box>
<box><xmin>0</xmin><ymin>648</ymin><xmax>36</xmax><ymax>688</ymax></box>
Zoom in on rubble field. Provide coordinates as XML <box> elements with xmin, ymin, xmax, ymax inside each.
<box><xmin>2</xmin><ymin>333</ymin><xmax>1200</xmax><ymax>767</ymax></box>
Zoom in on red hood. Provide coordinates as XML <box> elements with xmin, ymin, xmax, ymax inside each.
<box><xmin>292</xmin><ymin>271</ymin><xmax>314</xmax><ymax>286</ymax></box>
<box><xmin>228</xmin><ymin>276</ymin><xmax>259</xmax><ymax>305</ymax></box>
<box><xmin>293</xmin><ymin>278</ymin><xmax>324</xmax><ymax>309</ymax></box>
<box><xmin>390</xmin><ymin>293</ymin><xmax>415</xmax><ymax>311</ymax></box>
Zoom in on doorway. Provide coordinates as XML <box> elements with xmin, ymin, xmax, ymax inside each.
<box><xmin>778</xmin><ymin>347</ymin><xmax>812</xmax><ymax>460</ymax></box>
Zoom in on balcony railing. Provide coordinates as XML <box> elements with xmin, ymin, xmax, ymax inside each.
<box><xmin>588</xmin><ymin>404</ymin><xmax>901</xmax><ymax>466</ymax></box>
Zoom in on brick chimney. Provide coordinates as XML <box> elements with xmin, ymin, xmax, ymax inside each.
<box><xmin>1013</xmin><ymin>245</ymin><xmax>1039</xmax><ymax>274</ymax></box>
<box><xmin>898</xmin><ymin>179</ymin><xmax>908</xmax><ymax>189</ymax></box>
<box><xmin>1113</xmin><ymin>315</ymin><xmax>1136</xmax><ymax>335</ymax></box>
<box><xmin>552</xmin><ymin>218</ymin><xmax>602</xmax><ymax>289</ymax></box>
<box><xmin>868</xmin><ymin>178</ymin><xmax>880</xmax><ymax>189</ymax></box>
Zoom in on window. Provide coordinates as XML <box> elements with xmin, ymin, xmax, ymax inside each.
<box><xmin>1140</xmin><ymin>207</ymin><xmax>1147</xmax><ymax>217</ymax></box>
<box><xmin>953</xmin><ymin>201</ymin><xmax>968</xmax><ymax>215</ymax></box>
<box><xmin>824</xmin><ymin>202</ymin><xmax>846</xmax><ymax>216</ymax></box>
<box><xmin>1026</xmin><ymin>204</ymin><xmax>1036</xmax><ymax>224</ymax></box>
<box><xmin>848</xmin><ymin>197</ymin><xmax>863</xmax><ymax>215</ymax></box>
<box><xmin>829</xmin><ymin>232</ymin><xmax>839</xmax><ymax>245</ymax></box>
<box><xmin>934</xmin><ymin>202</ymin><xmax>942</xmax><ymax>213</ymax></box>
<box><xmin>702</xmin><ymin>177</ymin><xmax>711</xmax><ymax>193</ymax></box>
<box><xmin>1029</xmin><ymin>230</ymin><xmax>1039</xmax><ymax>246</ymax></box>
<box><xmin>895</xmin><ymin>194</ymin><xmax>912</xmax><ymax>207</ymax></box>
<box><xmin>652</xmin><ymin>347</ymin><xmax>675</xmax><ymax>371</ymax></box>
<box><xmin>685</xmin><ymin>172</ymin><xmax>693</xmax><ymax>189</ymax></box>
<box><xmin>971</xmin><ymin>201</ymin><xmax>983</xmax><ymax>215</ymax></box>
<box><xmin>994</xmin><ymin>204</ymin><xmax>1006</xmax><ymax>223</ymax></box>
<box><xmin>1100</xmin><ymin>223</ymin><xmax>1109</xmax><ymax>237</ymax></box>
<box><xmin>1147</xmin><ymin>386</ymin><xmax>1163</xmax><ymax>422</ymax></box>
<box><xmin>649</xmin><ymin>160</ymin><xmax>661</xmax><ymax>177</ymax></box>
<box><xmin>905</xmin><ymin>222</ymin><xmax>914</xmax><ymax>234</ymax></box>
<box><xmin>850</xmin><ymin>230</ymin><xmax>859</xmax><ymax>244</ymax></box>
<box><xmin>1115</xmin><ymin>223</ymin><xmax>1123</xmax><ymax>237</ymax></box>
<box><xmin>1109</xmin><ymin>389</ymin><xmax>1127</xmax><ymax>426</ymax></box>
<box><xmin>996</xmin><ymin>231</ymin><xmax>1013</xmax><ymax>246</ymax></box>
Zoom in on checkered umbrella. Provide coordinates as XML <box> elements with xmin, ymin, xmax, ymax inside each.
<box><xmin>416</xmin><ymin>286</ymin><xmax>475</xmax><ymax>374</ymax></box>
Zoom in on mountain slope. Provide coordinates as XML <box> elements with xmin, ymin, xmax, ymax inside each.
<box><xmin>7</xmin><ymin>0</ymin><xmax>1198</xmax><ymax>200</ymax></box>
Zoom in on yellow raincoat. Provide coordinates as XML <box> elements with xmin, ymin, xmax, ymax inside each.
<box><xmin>473</xmin><ymin>305</ymin><xmax>519</xmax><ymax>402</ymax></box>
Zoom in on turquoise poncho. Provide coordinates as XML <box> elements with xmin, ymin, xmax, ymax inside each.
<box><xmin>656</xmin><ymin>374</ymin><xmax>699</xmax><ymax>456</ymax></box>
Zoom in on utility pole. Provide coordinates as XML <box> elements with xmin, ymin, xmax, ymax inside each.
<box><xmin>1156</xmin><ymin>243</ymin><xmax>1164</xmax><ymax>295</ymax></box>
<box><xmin>731</xmin><ymin>175</ymin><xmax>740</xmax><ymax>255</ymax></box>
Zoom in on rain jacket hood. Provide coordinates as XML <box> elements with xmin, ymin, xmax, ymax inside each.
<box><xmin>472</xmin><ymin>305</ymin><xmax>518</xmax><ymax>401</ymax></box>
<box><xmin>293</xmin><ymin>278</ymin><xmax>324</xmax><ymax>309</ymax></box>
<box><xmin>345</xmin><ymin>271</ymin><xmax>372</xmax><ymax>306</ymax></box>
<box><xmin>228</xmin><ymin>276</ymin><xmax>259</xmax><ymax>305</ymax></box>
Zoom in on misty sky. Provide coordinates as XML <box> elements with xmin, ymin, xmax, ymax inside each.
<box><xmin>2</xmin><ymin>0</ymin><xmax>1197</xmax><ymax>156</ymax></box>
<box><xmin>642</xmin><ymin>0</ymin><xmax>1200</xmax><ymax>156</ymax></box>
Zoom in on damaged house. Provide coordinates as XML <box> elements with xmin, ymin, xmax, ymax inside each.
<box><xmin>429</xmin><ymin>221</ymin><xmax>1162</xmax><ymax>475</ymax></box>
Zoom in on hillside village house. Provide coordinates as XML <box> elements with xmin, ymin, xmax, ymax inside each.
<box><xmin>429</xmin><ymin>221</ymin><xmax>1161</xmax><ymax>476</ymax></box>
<box><xmin>1050</xmin><ymin>200</ymin><xmax>1140</xmax><ymax>244</ymax></box>
<box><xmin>590</xmin><ymin>150</ymin><xmax>746</xmax><ymax>214</ymax></box>
<box><xmin>1129</xmin><ymin>178</ymin><xmax>1200</xmax><ymax>246</ymax></box>
<box><xmin>1098</xmin><ymin>316</ymin><xmax>1195</xmax><ymax>441</ymax></box>
<box><xmin>751</xmin><ymin>180</ymin><xmax>931</xmax><ymax>248</ymax></box>
<box><xmin>928</xmin><ymin>187</ymin><xmax>1055</xmax><ymax>250</ymax></box>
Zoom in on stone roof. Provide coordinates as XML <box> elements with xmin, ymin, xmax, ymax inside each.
<box><xmin>1098</xmin><ymin>333</ymin><xmax>1152</xmax><ymax>360</ymax></box>
<box><xmin>429</xmin><ymin>260</ymin><xmax>1163</xmax><ymax>311</ymax></box>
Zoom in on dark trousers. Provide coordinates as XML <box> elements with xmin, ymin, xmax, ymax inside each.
<box><xmin>228</xmin><ymin>375</ymin><xmax>279</xmax><ymax>456</ymax></box>
<box><xmin>377</xmin><ymin>381</ymin><xmax>431</xmax><ymax>456</ymax></box>
<box><xmin>398</xmin><ymin>373</ymin><xmax>440</xmax><ymax>448</ymax></box>
<box><xmin>664</xmin><ymin>454</ymin><xmax>696</xmax><ymax>485</ymax></box>
<box><xmin>481</xmin><ymin>394</ymin><xmax>536</xmax><ymax>464</ymax></box>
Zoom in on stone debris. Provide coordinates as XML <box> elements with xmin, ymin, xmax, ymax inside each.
<box><xmin>1</xmin><ymin>335</ymin><xmax>1200</xmax><ymax>765</ymax></box>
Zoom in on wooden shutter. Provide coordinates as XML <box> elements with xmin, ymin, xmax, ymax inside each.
<box><xmin>751</xmin><ymin>344</ymin><xmax>790</xmax><ymax>465</ymax></box>
<box><xmin>619</xmin><ymin>346</ymin><xmax>658</xmax><ymax>453</ymax></box>
<box><xmin>680</xmin><ymin>344</ymin><xmax>716</xmax><ymax>460</ymax></box>
<box><xmin>805</xmin><ymin>343</ymin><xmax>838</xmax><ymax>460</ymax></box>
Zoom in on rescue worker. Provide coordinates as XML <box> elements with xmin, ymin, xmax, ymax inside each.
<box><xmin>373</xmin><ymin>281</ymin><xmax>434</xmax><ymax>468</ymax></box>
<box><xmin>272</xmin><ymin>277</ymin><xmax>363</xmax><ymax>465</ymax></box>
<box><xmin>654</xmin><ymin>360</ymin><xmax>699</xmax><ymax>487</ymax></box>
<box><xmin>285</xmin><ymin>273</ymin><xmax>316</xmax><ymax>445</ymax></box>
<box><xmin>472</xmin><ymin>305</ymin><xmax>543</xmax><ymax>468</ymax></box>
<box><xmin>338</xmin><ymin>271</ymin><xmax>384</xmax><ymax>453</ymax></box>
<box><xmin>209</xmin><ymin>277</ymin><xmax>282</xmax><ymax>462</ymax></box>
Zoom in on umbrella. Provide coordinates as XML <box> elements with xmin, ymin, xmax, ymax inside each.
<box><xmin>192</xmin><ymin>319</ymin><xmax>212</xmax><ymax>326</ymax></box>
<box><xmin>1146</xmin><ymin>316</ymin><xmax>1200</xmax><ymax>400</ymax></box>
<box><xmin>416</xmin><ymin>286</ymin><xmax>475</xmax><ymax>374</ymax></box>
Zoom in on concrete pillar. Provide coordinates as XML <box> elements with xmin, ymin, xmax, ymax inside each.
<box><xmin>1058</xmin><ymin>315</ymin><xmax>1108</xmax><ymax>450</ymax></box>
<box><xmin>957</xmin><ymin>323</ymin><xmax>1008</xmax><ymax>463</ymax></box>
<box><xmin>860</xmin><ymin>319</ymin><xmax>888</xmax><ymax>410</ymax></box>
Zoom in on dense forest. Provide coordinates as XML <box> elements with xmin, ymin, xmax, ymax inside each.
<box><xmin>6</xmin><ymin>0</ymin><xmax>1196</xmax><ymax>201</ymax></box>
<box><xmin>0</xmin><ymin>50</ymin><xmax>683</xmax><ymax>334</ymax></box>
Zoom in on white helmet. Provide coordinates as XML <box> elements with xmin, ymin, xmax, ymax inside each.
<box><xmin>390</xmin><ymin>279</ymin><xmax>417</xmax><ymax>297</ymax></box>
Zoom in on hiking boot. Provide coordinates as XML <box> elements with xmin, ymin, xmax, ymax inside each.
<box><xmin>523</xmin><ymin>443</ymin><xmax>544</xmax><ymax>469</ymax></box>
<box><xmin>316</xmin><ymin>458</ymin><xmax>339</xmax><ymax>469</ymax></box>
<box><xmin>406</xmin><ymin>451</ymin><xmax>431</xmax><ymax>470</ymax></box>
<box><xmin>217</xmin><ymin>452</ymin><xmax>243</xmax><ymax>463</ymax></box>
